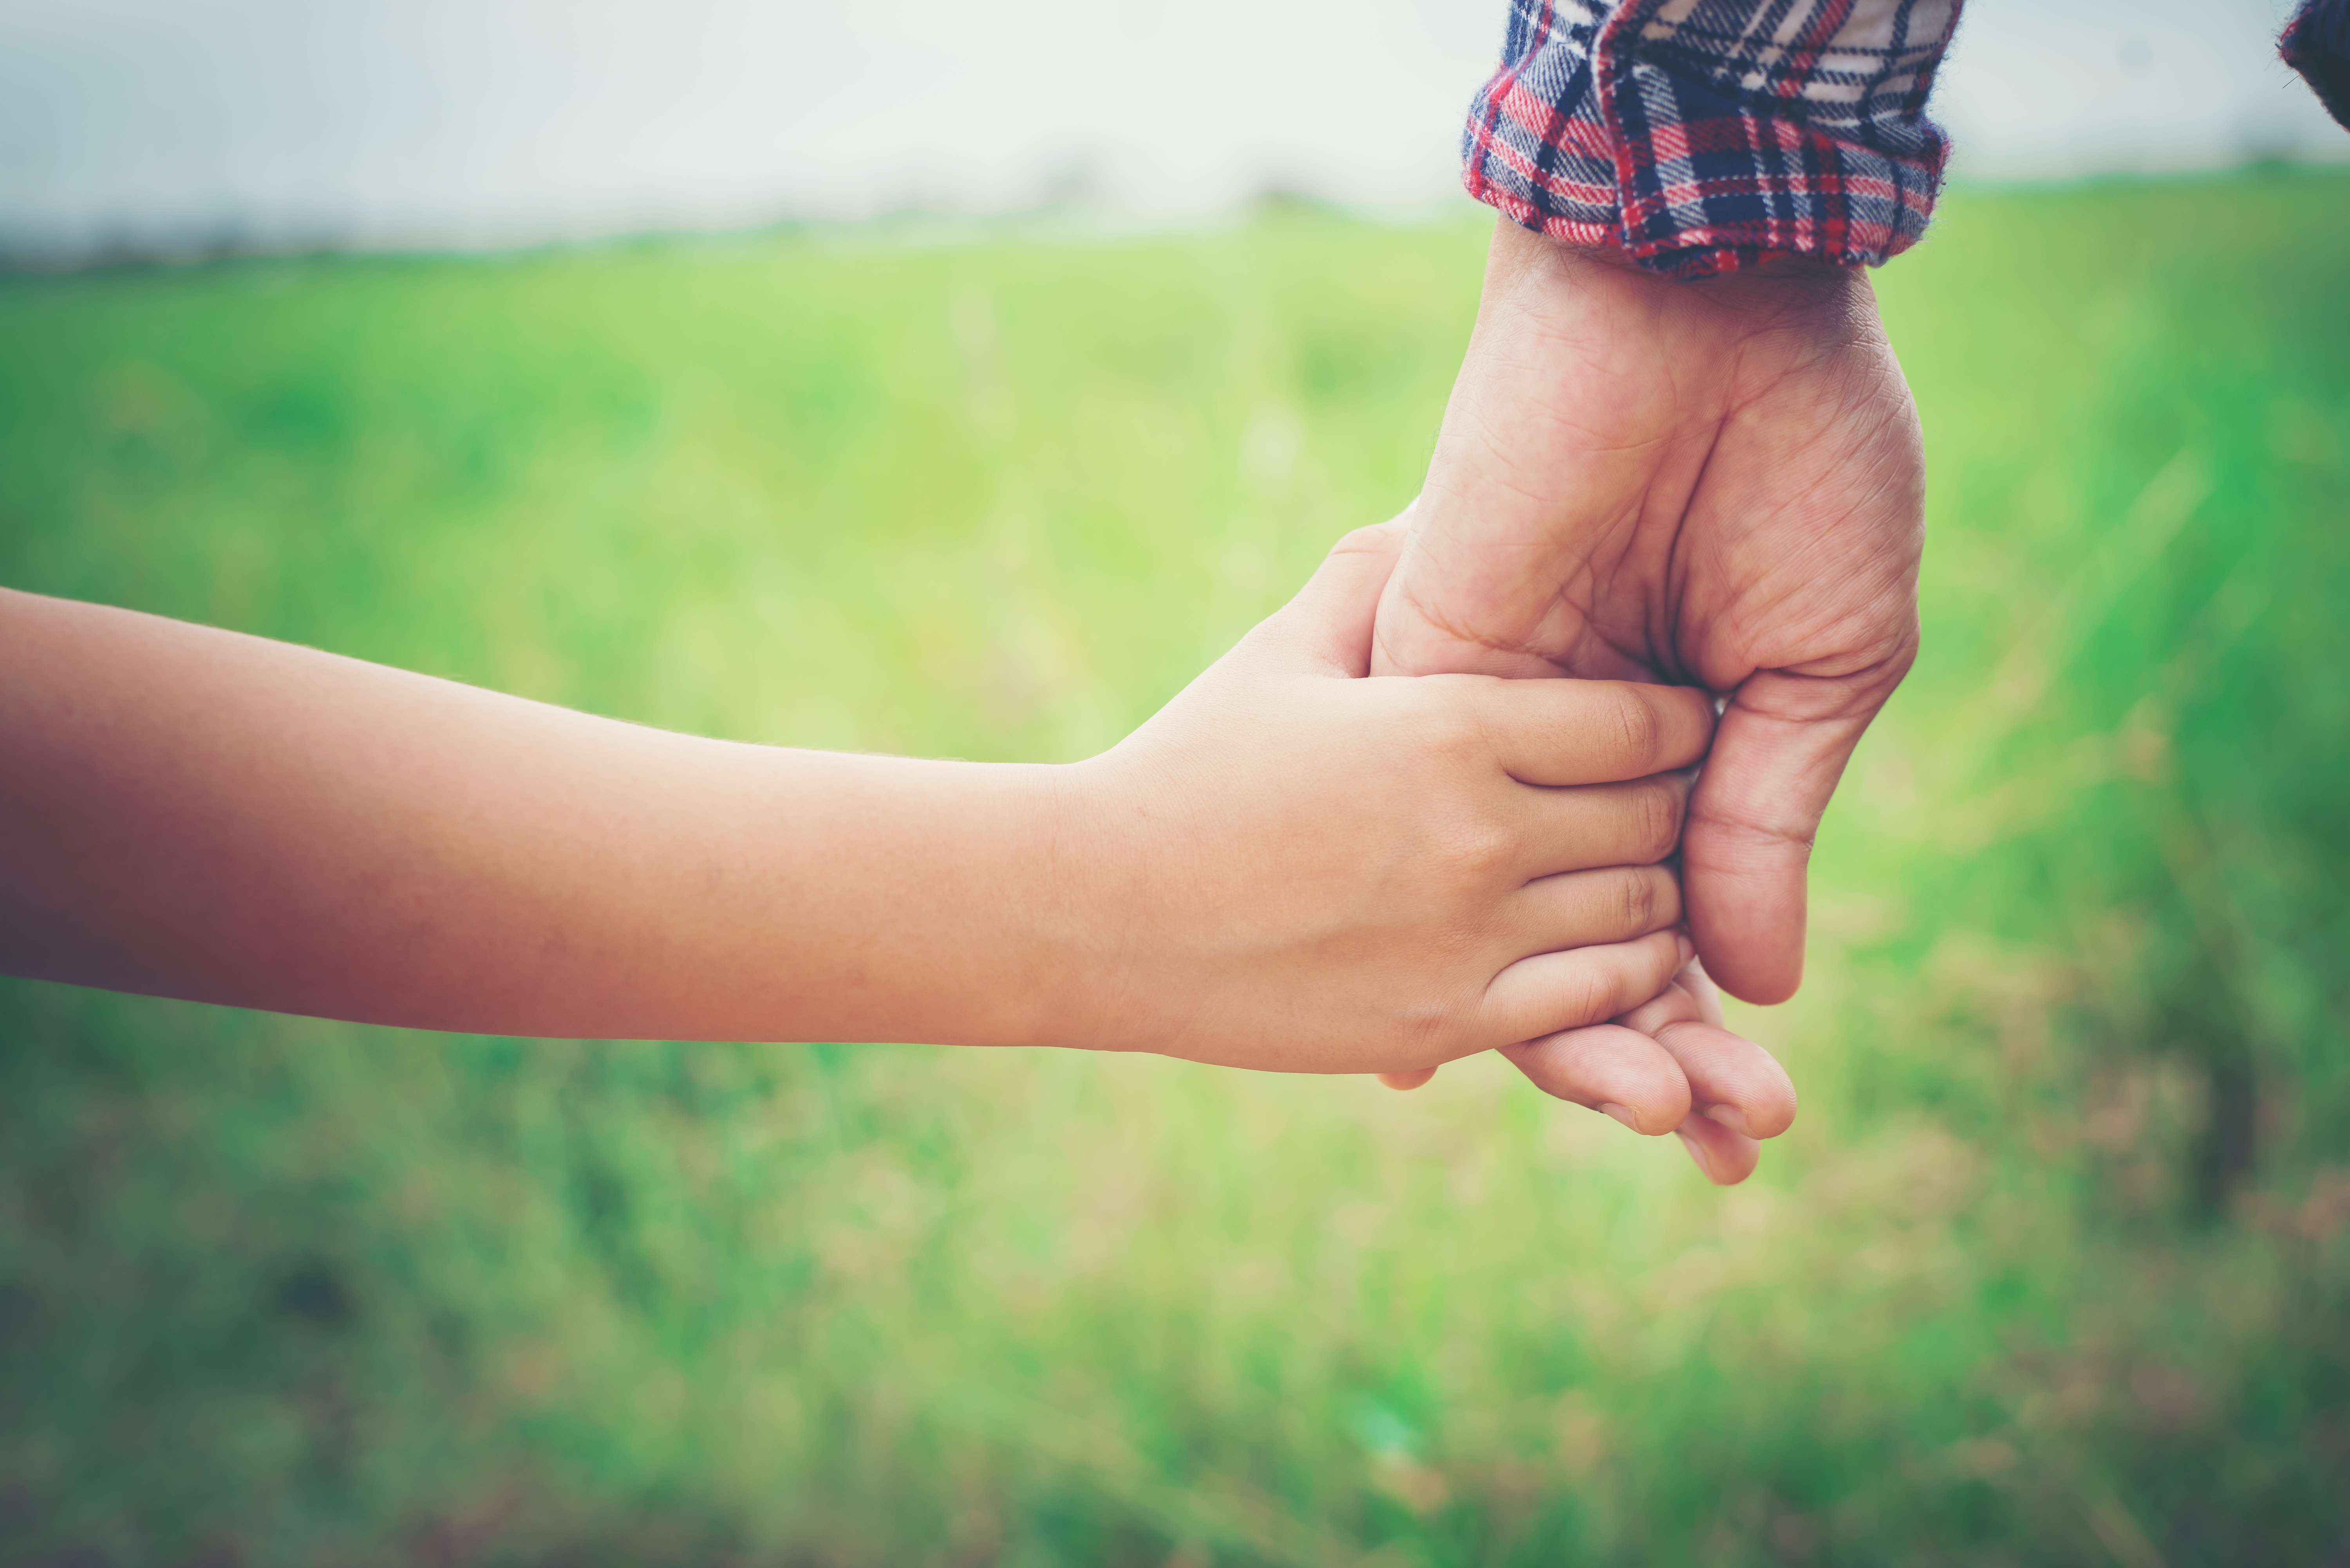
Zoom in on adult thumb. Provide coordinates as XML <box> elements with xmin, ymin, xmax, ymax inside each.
<box><xmin>1680</xmin><ymin>670</ymin><xmax>1887</xmax><ymax>1004</ymax></box>
<box><xmin>1246</xmin><ymin>519</ymin><xmax>1407</xmax><ymax>677</ymax></box>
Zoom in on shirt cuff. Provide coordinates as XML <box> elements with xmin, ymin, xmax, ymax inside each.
<box><xmin>1462</xmin><ymin>1</ymin><xmax>1961</xmax><ymax>281</ymax></box>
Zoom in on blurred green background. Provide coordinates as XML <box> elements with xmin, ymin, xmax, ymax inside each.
<box><xmin>2</xmin><ymin>172</ymin><xmax>2347</xmax><ymax>1566</ymax></box>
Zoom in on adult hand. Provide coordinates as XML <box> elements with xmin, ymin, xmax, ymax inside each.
<box><xmin>1380</xmin><ymin>950</ymin><xmax>1796</xmax><ymax>1186</ymax></box>
<box><xmin>1373</xmin><ymin>220</ymin><xmax>1925</xmax><ymax>1006</ymax></box>
<box><xmin>1502</xmin><ymin>957</ymin><xmax>1790</xmax><ymax>1185</ymax></box>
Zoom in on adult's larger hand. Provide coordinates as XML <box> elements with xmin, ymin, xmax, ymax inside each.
<box><xmin>1373</xmin><ymin>221</ymin><xmax>1925</xmax><ymax>1005</ymax></box>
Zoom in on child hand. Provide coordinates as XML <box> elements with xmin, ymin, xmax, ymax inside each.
<box><xmin>1053</xmin><ymin>521</ymin><xmax>1710</xmax><ymax>1081</ymax></box>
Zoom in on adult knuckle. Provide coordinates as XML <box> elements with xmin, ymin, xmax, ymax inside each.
<box><xmin>1689</xmin><ymin>805</ymin><xmax>1817</xmax><ymax>860</ymax></box>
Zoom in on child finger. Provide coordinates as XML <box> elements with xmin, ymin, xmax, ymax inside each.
<box><xmin>1378</xmin><ymin>1067</ymin><xmax>1439</xmax><ymax>1091</ymax></box>
<box><xmin>1482</xmin><ymin>928</ymin><xmax>1692</xmax><ymax>1047</ymax></box>
<box><xmin>1673</xmin><ymin>1112</ymin><xmax>1762</xmax><ymax>1186</ymax></box>
<box><xmin>1504</xmin><ymin>864</ymin><xmax>1684</xmax><ymax>957</ymax></box>
<box><xmin>1509</xmin><ymin>771</ymin><xmax>1691</xmax><ymax>878</ymax></box>
<box><xmin>1499</xmin><ymin>1024</ymin><xmax>1692</xmax><ymax>1135</ymax></box>
<box><xmin>1471</xmin><ymin>679</ymin><xmax>1716</xmax><ymax>787</ymax></box>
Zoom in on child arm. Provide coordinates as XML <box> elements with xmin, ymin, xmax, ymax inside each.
<box><xmin>0</xmin><ymin>582</ymin><xmax>1088</xmax><ymax>1048</ymax></box>
<box><xmin>0</xmin><ymin>525</ymin><xmax>1793</xmax><ymax>1170</ymax></box>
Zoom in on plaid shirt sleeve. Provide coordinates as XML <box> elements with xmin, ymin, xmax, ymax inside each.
<box><xmin>2282</xmin><ymin>0</ymin><xmax>2350</xmax><ymax>128</ymax></box>
<box><xmin>1462</xmin><ymin>0</ymin><xmax>1962</xmax><ymax>280</ymax></box>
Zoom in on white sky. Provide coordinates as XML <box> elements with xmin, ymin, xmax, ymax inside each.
<box><xmin>0</xmin><ymin>0</ymin><xmax>2339</xmax><ymax>258</ymax></box>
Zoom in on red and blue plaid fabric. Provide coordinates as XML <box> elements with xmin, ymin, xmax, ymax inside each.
<box><xmin>2281</xmin><ymin>0</ymin><xmax>2350</xmax><ymax>128</ymax></box>
<box><xmin>1462</xmin><ymin>0</ymin><xmax>1962</xmax><ymax>279</ymax></box>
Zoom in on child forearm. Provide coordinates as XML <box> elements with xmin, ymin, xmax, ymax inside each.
<box><xmin>0</xmin><ymin>588</ymin><xmax>1083</xmax><ymax>1044</ymax></box>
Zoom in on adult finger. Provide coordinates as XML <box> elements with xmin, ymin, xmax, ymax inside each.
<box><xmin>1616</xmin><ymin>981</ymin><xmax>1799</xmax><ymax>1141</ymax></box>
<box><xmin>1681</xmin><ymin>668</ymin><xmax>1895</xmax><ymax>1004</ymax></box>
<box><xmin>1502</xmin><ymin>864</ymin><xmax>1683</xmax><ymax>957</ymax></box>
<box><xmin>1500</xmin><ymin>1024</ymin><xmax>1692</xmax><ymax>1135</ymax></box>
<box><xmin>1481</xmin><ymin>929</ymin><xmax>1692</xmax><ymax>1048</ymax></box>
<box><xmin>1467</xmin><ymin>677</ymin><xmax>1716</xmax><ymax>786</ymax></box>
<box><xmin>1674</xmin><ymin>1113</ymin><xmax>1761</xmax><ymax>1186</ymax></box>
<box><xmin>1242</xmin><ymin>519</ymin><xmax>1407</xmax><ymax>677</ymax></box>
<box><xmin>1508</xmin><ymin>772</ymin><xmax>1689</xmax><ymax>879</ymax></box>
<box><xmin>1676</xmin><ymin>956</ymin><xmax>1729</xmax><ymax>1027</ymax></box>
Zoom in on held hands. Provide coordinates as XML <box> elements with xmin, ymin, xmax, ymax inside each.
<box><xmin>1373</xmin><ymin>223</ymin><xmax>1927</xmax><ymax>1006</ymax></box>
<box><xmin>1056</xmin><ymin>522</ymin><xmax>1795</xmax><ymax>1175</ymax></box>
<box><xmin>0</xmin><ymin>373</ymin><xmax>1824</xmax><ymax>1183</ymax></box>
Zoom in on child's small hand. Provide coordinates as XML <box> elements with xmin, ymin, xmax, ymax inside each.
<box><xmin>1053</xmin><ymin>521</ymin><xmax>1710</xmax><ymax>1080</ymax></box>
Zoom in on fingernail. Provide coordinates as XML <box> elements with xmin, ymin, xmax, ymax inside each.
<box><xmin>1703</xmin><ymin>1104</ymin><xmax>1755</xmax><ymax>1138</ymax></box>
<box><xmin>1675</xmin><ymin>932</ymin><xmax>1696</xmax><ymax>967</ymax></box>
<box><xmin>1598</xmin><ymin>1101</ymin><xmax>1641</xmax><ymax>1133</ymax></box>
<box><xmin>1674</xmin><ymin>1128</ymin><xmax>1714</xmax><ymax>1180</ymax></box>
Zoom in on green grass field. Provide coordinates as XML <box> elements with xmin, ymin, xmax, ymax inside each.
<box><xmin>3</xmin><ymin>172</ymin><xmax>2348</xmax><ymax>1567</ymax></box>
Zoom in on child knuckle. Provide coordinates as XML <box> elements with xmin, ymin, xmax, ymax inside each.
<box><xmin>1418</xmin><ymin>699</ymin><xmax>1488</xmax><ymax>766</ymax></box>
<box><xmin>1396</xmin><ymin>986</ymin><xmax>1469</xmax><ymax>1054</ymax></box>
<box><xmin>1615</xmin><ymin>869</ymin><xmax>1661</xmax><ymax>932</ymax></box>
<box><xmin>1558</xmin><ymin>963</ymin><xmax>1616</xmax><ymax>1027</ymax></box>
<box><xmin>1636</xmin><ymin>783</ymin><xmax>1684</xmax><ymax>860</ymax></box>
<box><xmin>1606</xmin><ymin>687</ymin><xmax>1665</xmax><ymax>769</ymax></box>
<box><xmin>1442</xmin><ymin>818</ymin><xmax>1515</xmax><ymax>880</ymax></box>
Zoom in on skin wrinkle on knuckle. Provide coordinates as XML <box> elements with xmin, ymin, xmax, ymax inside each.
<box><xmin>1750</xmin><ymin>619</ymin><xmax>1917</xmax><ymax>694</ymax></box>
<box><xmin>1457</xmin><ymin>816</ymin><xmax>1517</xmax><ymax>883</ymax></box>
<box><xmin>1608</xmin><ymin>686</ymin><xmax>1664</xmax><ymax>773</ymax></box>
<box><xmin>1556</xmin><ymin>968</ymin><xmax>1605</xmax><ymax>1030</ymax></box>
<box><xmin>1401</xmin><ymin>974</ymin><xmax>1484</xmax><ymax>1061</ymax></box>
<box><xmin>1688</xmin><ymin>804</ymin><xmax>1817</xmax><ymax>860</ymax></box>
<box><xmin>1614</xmin><ymin>869</ymin><xmax>1660</xmax><ymax>937</ymax></box>
<box><xmin>1636</xmin><ymin>781</ymin><xmax>1683</xmax><ymax>862</ymax></box>
<box><xmin>1565</xmin><ymin>944</ymin><xmax>1648</xmax><ymax>1029</ymax></box>
<box><xmin>1731</xmin><ymin>661</ymin><xmax>1905</xmax><ymax>723</ymax></box>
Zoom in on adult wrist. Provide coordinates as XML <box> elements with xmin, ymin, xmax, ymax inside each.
<box><xmin>1495</xmin><ymin>222</ymin><xmax>1875</xmax><ymax>346</ymax></box>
